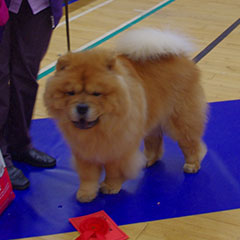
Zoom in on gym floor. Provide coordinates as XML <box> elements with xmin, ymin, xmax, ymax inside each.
<box><xmin>0</xmin><ymin>0</ymin><xmax>240</xmax><ymax>239</ymax></box>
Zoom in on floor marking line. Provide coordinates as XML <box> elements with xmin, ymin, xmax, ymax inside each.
<box><xmin>74</xmin><ymin>0</ymin><xmax>175</xmax><ymax>52</ymax></box>
<box><xmin>38</xmin><ymin>0</ymin><xmax>175</xmax><ymax>80</ymax></box>
<box><xmin>57</xmin><ymin>0</ymin><xmax>115</xmax><ymax>28</ymax></box>
<box><xmin>193</xmin><ymin>18</ymin><xmax>240</xmax><ymax>63</ymax></box>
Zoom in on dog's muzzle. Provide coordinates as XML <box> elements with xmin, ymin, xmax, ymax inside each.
<box><xmin>72</xmin><ymin>117</ymin><xmax>99</xmax><ymax>129</ymax></box>
<box><xmin>72</xmin><ymin>103</ymin><xmax>99</xmax><ymax>129</ymax></box>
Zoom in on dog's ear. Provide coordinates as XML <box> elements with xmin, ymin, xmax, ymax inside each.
<box><xmin>56</xmin><ymin>53</ymin><xmax>72</xmax><ymax>71</ymax></box>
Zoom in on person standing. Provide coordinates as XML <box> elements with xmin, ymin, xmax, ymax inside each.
<box><xmin>0</xmin><ymin>0</ymin><xmax>63</xmax><ymax>190</ymax></box>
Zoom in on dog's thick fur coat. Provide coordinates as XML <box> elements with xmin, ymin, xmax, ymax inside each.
<box><xmin>44</xmin><ymin>28</ymin><xmax>207</xmax><ymax>202</ymax></box>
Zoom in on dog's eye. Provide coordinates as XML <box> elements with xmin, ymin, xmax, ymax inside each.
<box><xmin>92</xmin><ymin>92</ymin><xmax>101</xmax><ymax>96</ymax></box>
<box><xmin>66</xmin><ymin>91</ymin><xmax>75</xmax><ymax>96</ymax></box>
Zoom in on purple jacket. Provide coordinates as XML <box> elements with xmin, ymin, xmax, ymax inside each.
<box><xmin>49</xmin><ymin>0</ymin><xmax>63</xmax><ymax>28</ymax></box>
<box><xmin>0</xmin><ymin>0</ymin><xmax>63</xmax><ymax>41</ymax></box>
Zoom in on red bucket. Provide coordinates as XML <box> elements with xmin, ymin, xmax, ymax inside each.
<box><xmin>0</xmin><ymin>150</ymin><xmax>15</xmax><ymax>215</ymax></box>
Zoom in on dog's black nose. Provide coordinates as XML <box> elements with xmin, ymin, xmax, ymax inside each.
<box><xmin>77</xmin><ymin>104</ymin><xmax>89</xmax><ymax>115</ymax></box>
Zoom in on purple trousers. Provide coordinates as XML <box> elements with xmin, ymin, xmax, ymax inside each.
<box><xmin>0</xmin><ymin>1</ymin><xmax>53</xmax><ymax>166</ymax></box>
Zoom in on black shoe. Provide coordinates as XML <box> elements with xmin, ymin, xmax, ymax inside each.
<box><xmin>12</xmin><ymin>148</ymin><xmax>56</xmax><ymax>168</ymax></box>
<box><xmin>7</xmin><ymin>166</ymin><xmax>30</xmax><ymax>190</ymax></box>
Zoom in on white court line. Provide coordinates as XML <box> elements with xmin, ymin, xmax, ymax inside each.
<box><xmin>57</xmin><ymin>0</ymin><xmax>115</xmax><ymax>28</ymax></box>
<box><xmin>39</xmin><ymin>61</ymin><xmax>57</xmax><ymax>76</ymax></box>
<box><xmin>134</xmin><ymin>9</ymin><xmax>145</xmax><ymax>13</ymax></box>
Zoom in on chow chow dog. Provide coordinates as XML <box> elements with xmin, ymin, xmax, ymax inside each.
<box><xmin>44</xmin><ymin>28</ymin><xmax>207</xmax><ymax>202</ymax></box>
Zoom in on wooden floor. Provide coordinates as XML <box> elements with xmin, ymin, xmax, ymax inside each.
<box><xmin>23</xmin><ymin>0</ymin><xmax>240</xmax><ymax>239</ymax></box>
<box><xmin>21</xmin><ymin>209</ymin><xmax>240</xmax><ymax>240</ymax></box>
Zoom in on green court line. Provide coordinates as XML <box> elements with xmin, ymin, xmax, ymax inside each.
<box><xmin>37</xmin><ymin>0</ymin><xmax>175</xmax><ymax>80</ymax></box>
<box><xmin>38</xmin><ymin>66</ymin><xmax>56</xmax><ymax>80</ymax></box>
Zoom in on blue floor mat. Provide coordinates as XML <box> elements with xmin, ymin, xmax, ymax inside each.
<box><xmin>1</xmin><ymin>100</ymin><xmax>240</xmax><ymax>239</ymax></box>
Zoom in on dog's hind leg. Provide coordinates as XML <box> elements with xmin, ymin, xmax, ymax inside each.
<box><xmin>144</xmin><ymin>130</ymin><xmax>164</xmax><ymax>167</ymax></box>
<box><xmin>167</xmin><ymin>105</ymin><xmax>207</xmax><ymax>173</ymax></box>
<box><xmin>178</xmin><ymin>138</ymin><xmax>207</xmax><ymax>173</ymax></box>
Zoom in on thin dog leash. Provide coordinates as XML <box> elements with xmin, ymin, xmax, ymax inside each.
<box><xmin>64</xmin><ymin>0</ymin><xmax>71</xmax><ymax>52</ymax></box>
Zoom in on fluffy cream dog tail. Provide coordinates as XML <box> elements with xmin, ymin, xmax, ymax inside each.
<box><xmin>116</xmin><ymin>28</ymin><xmax>194</xmax><ymax>61</ymax></box>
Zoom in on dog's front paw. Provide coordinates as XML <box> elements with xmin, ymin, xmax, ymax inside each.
<box><xmin>100</xmin><ymin>181</ymin><xmax>121</xmax><ymax>194</ymax></box>
<box><xmin>183</xmin><ymin>162</ymin><xmax>200</xmax><ymax>173</ymax></box>
<box><xmin>76</xmin><ymin>188</ymin><xmax>97</xmax><ymax>203</ymax></box>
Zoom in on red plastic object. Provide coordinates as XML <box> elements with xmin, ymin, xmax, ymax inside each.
<box><xmin>0</xmin><ymin>151</ymin><xmax>15</xmax><ymax>215</ymax></box>
<box><xmin>69</xmin><ymin>210</ymin><xmax>129</xmax><ymax>240</ymax></box>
